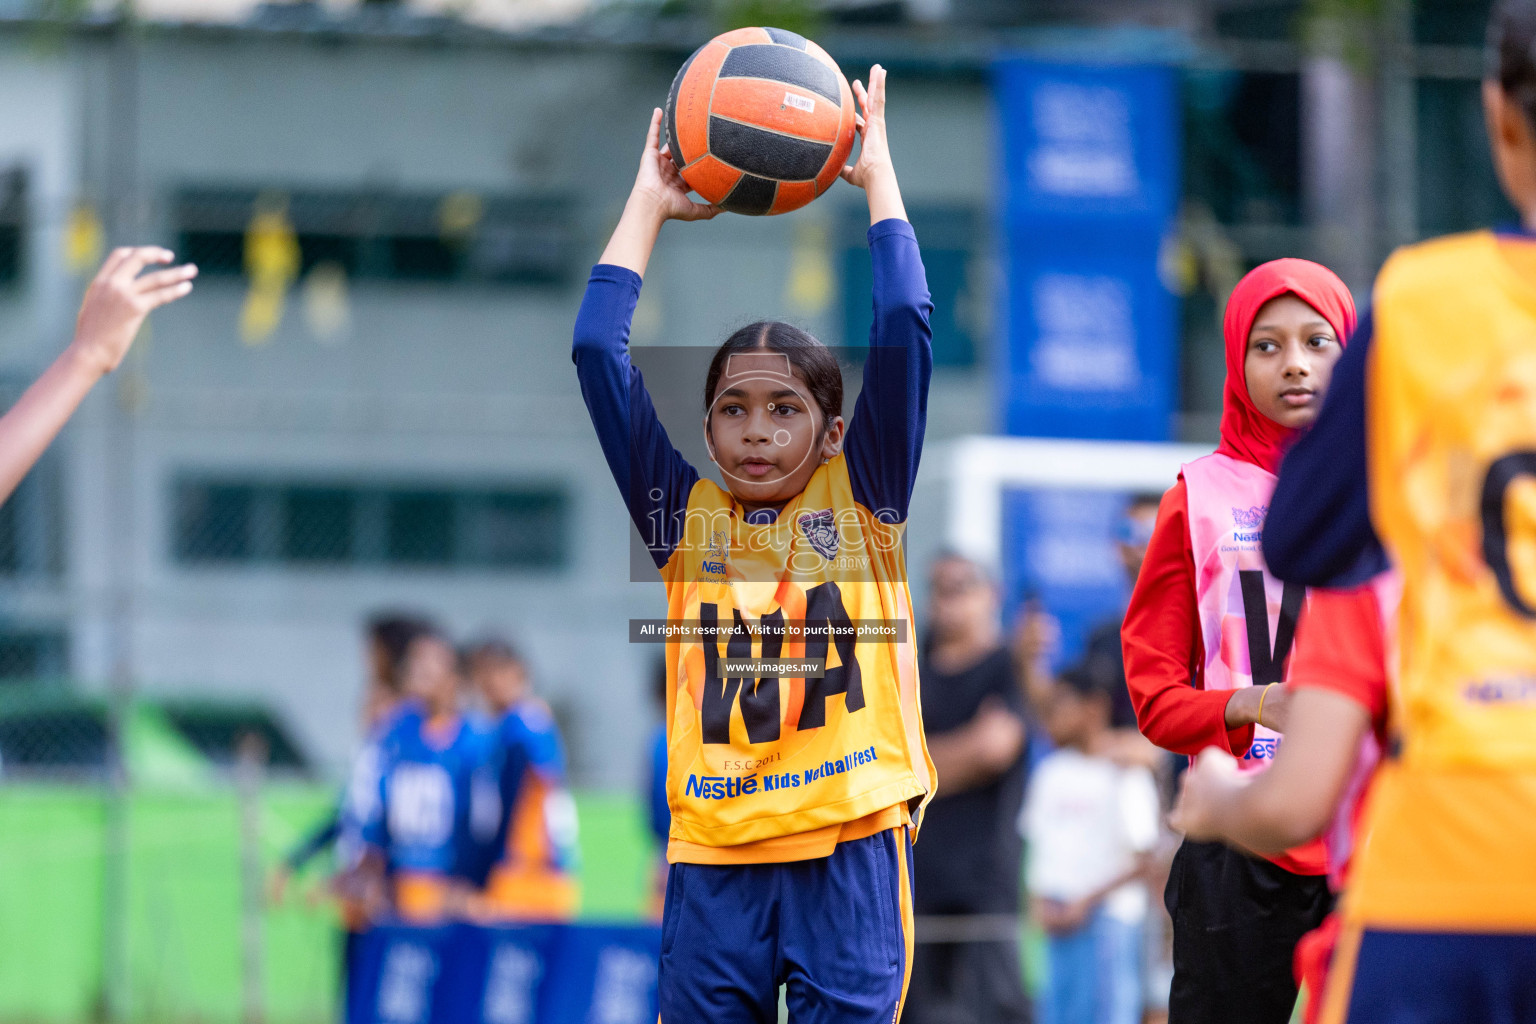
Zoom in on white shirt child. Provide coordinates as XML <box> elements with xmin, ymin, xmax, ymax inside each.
<box><xmin>1022</xmin><ymin>747</ymin><xmax>1161</xmax><ymax>923</ymax></box>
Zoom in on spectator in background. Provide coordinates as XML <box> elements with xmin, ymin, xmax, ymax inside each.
<box><xmin>1013</xmin><ymin>595</ymin><xmax>1059</xmax><ymax>718</ymax></box>
<box><xmin>1012</xmin><ymin>493</ymin><xmax>1164</xmax><ymax>734</ymax></box>
<box><xmin>1081</xmin><ymin>493</ymin><xmax>1163</xmax><ymax>732</ymax></box>
<box><xmin>1011</xmin><ymin>496</ymin><xmax>1174</xmax><ymax>1022</ymax></box>
<box><xmin>269</xmin><ymin>613</ymin><xmax>426</xmax><ymax>1020</ymax></box>
<box><xmin>463</xmin><ymin>636</ymin><xmax>580</xmax><ymax>922</ymax></box>
<box><xmin>1024</xmin><ymin>667</ymin><xmax>1159</xmax><ymax>1024</ymax></box>
<box><xmin>273</xmin><ymin>613</ymin><xmax>427</xmax><ymax>902</ymax></box>
<box><xmin>904</xmin><ymin>554</ymin><xmax>1031</xmax><ymax>1024</ymax></box>
<box><xmin>359</xmin><ymin>625</ymin><xmax>489</xmax><ymax>923</ymax></box>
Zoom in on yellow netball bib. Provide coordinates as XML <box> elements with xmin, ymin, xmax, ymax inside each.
<box><xmin>1371</xmin><ymin>231</ymin><xmax>1536</xmax><ymax>771</ymax></box>
<box><xmin>659</xmin><ymin>453</ymin><xmax>933</xmax><ymax>848</ymax></box>
<box><xmin>1336</xmin><ymin>231</ymin><xmax>1536</xmax><ymax>931</ymax></box>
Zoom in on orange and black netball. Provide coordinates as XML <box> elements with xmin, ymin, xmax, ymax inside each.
<box><xmin>664</xmin><ymin>27</ymin><xmax>857</xmax><ymax>216</ymax></box>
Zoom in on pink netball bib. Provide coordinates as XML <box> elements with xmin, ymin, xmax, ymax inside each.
<box><xmin>1183</xmin><ymin>452</ymin><xmax>1305</xmax><ymax>771</ymax></box>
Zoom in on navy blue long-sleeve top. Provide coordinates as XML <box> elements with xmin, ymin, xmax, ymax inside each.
<box><xmin>1263</xmin><ymin>310</ymin><xmax>1389</xmax><ymax>587</ymax></box>
<box><xmin>571</xmin><ymin>218</ymin><xmax>933</xmax><ymax>569</ymax></box>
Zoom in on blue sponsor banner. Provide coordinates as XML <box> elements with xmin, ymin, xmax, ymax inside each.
<box><xmin>539</xmin><ymin>924</ymin><xmax>662</xmax><ymax>1024</ymax></box>
<box><xmin>999</xmin><ymin>227</ymin><xmax>1178</xmax><ymax>440</ymax></box>
<box><xmin>349</xmin><ymin>923</ymin><xmax>456</xmax><ymax>1024</ymax></box>
<box><xmin>994</xmin><ymin>59</ymin><xmax>1179</xmax><ymax>229</ymax></box>
<box><xmin>439</xmin><ymin>924</ymin><xmax>559</xmax><ymax>1024</ymax></box>
<box><xmin>990</xmin><ymin>58</ymin><xmax>1180</xmax><ymax>671</ymax></box>
<box><xmin>351</xmin><ymin>923</ymin><xmax>661</xmax><ymax>1024</ymax></box>
<box><xmin>993</xmin><ymin>57</ymin><xmax>1180</xmax><ymax>441</ymax></box>
<box><xmin>1001</xmin><ymin>487</ymin><xmax>1133</xmax><ymax>668</ymax></box>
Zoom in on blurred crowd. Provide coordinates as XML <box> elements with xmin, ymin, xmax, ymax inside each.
<box><xmin>270</xmin><ymin>615</ymin><xmax>583</xmax><ymax>992</ymax></box>
<box><xmin>905</xmin><ymin>494</ymin><xmax>1178</xmax><ymax>1024</ymax></box>
<box><xmin>274</xmin><ymin>494</ymin><xmax>1176</xmax><ymax>1024</ymax></box>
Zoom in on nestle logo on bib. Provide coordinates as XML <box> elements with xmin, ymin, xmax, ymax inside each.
<box><xmin>1231</xmin><ymin>505</ymin><xmax>1267</xmax><ymax>530</ymax></box>
<box><xmin>1231</xmin><ymin>505</ymin><xmax>1267</xmax><ymax>542</ymax></box>
<box><xmin>685</xmin><ymin>774</ymin><xmax>758</xmax><ymax>800</ymax></box>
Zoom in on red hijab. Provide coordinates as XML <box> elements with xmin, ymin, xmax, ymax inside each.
<box><xmin>1217</xmin><ymin>259</ymin><xmax>1357</xmax><ymax>474</ymax></box>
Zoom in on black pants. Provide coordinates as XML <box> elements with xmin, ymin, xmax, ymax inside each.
<box><xmin>902</xmin><ymin>936</ymin><xmax>1033</xmax><ymax>1024</ymax></box>
<box><xmin>1165</xmin><ymin>839</ymin><xmax>1333</xmax><ymax>1024</ymax></box>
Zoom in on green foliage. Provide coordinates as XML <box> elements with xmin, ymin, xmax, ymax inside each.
<box><xmin>29</xmin><ymin>0</ymin><xmax>96</xmax><ymax>21</ymax></box>
<box><xmin>25</xmin><ymin>0</ymin><xmax>93</xmax><ymax>55</ymax></box>
<box><xmin>1305</xmin><ymin>0</ymin><xmax>1385</xmax><ymax>19</ymax></box>
<box><xmin>1301</xmin><ymin>0</ymin><xmax>1394</xmax><ymax>68</ymax></box>
<box><xmin>711</xmin><ymin>0</ymin><xmax>825</xmax><ymax>36</ymax></box>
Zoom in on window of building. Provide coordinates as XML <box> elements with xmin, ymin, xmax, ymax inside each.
<box><xmin>386</xmin><ymin>489</ymin><xmax>454</xmax><ymax>566</ymax></box>
<box><xmin>172</xmin><ymin>476</ymin><xmax>568</xmax><ymax>571</ymax></box>
<box><xmin>174</xmin><ymin>187</ymin><xmax>577</xmax><ymax>286</ymax></box>
<box><xmin>0</xmin><ymin>469</ymin><xmax>63</xmax><ymax>578</ymax></box>
<box><xmin>159</xmin><ymin>703</ymin><xmax>311</xmax><ymax>774</ymax></box>
<box><xmin>1184</xmin><ymin>71</ymin><xmax>1302</xmax><ymax>228</ymax></box>
<box><xmin>0</xmin><ymin>627</ymin><xmax>68</xmax><ymax>681</ymax></box>
<box><xmin>1415</xmin><ymin>0</ymin><xmax>1494</xmax><ymax>46</ymax></box>
<box><xmin>1417</xmin><ymin>78</ymin><xmax>1515</xmax><ymax>237</ymax></box>
<box><xmin>0</xmin><ymin>702</ymin><xmax>107</xmax><ymax>773</ymax></box>
<box><xmin>0</xmin><ymin>168</ymin><xmax>25</xmax><ymax>287</ymax></box>
<box><xmin>842</xmin><ymin>205</ymin><xmax>983</xmax><ymax>368</ymax></box>
<box><xmin>281</xmin><ymin>486</ymin><xmax>354</xmax><ymax>564</ymax></box>
<box><xmin>174</xmin><ymin>482</ymin><xmax>256</xmax><ymax>563</ymax></box>
<box><xmin>0</xmin><ymin>380</ymin><xmax>63</xmax><ymax>579</ymax></box>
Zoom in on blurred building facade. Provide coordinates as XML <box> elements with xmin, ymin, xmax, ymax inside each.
<box><xmin>0</xmin><ymin>16</ymin><xmax>996</xmax><ymax>781</ymax></box>
<box><xmin>0</xmin><ymin>0</ymin><xmax>1504</xmax><ymax>782</ymax></box>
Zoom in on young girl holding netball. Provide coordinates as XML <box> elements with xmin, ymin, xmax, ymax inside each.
<box><xmin>573</xmin><ymin>65</ymin><xmax>934</xmax><ymax>1023</ymax></box>
<box><xmin>1121</xmin><ymin>259</ymin><xmax>1355</xmax><ymax>1024</ymax></box>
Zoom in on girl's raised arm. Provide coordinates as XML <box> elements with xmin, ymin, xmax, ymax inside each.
<box><xmin>574</xmin><ymin>112</ymin><xmax>713</xmax><ymax>570</ymax></box>
<box><xmin>839</xmin><ymin>67</ymin><xmax>908</xmax><ymax>227</ymax></box>
<box><xmin>839</xmin><ymin>67</ymin><xmax>933</xmax><ymax>524</ymax></box>
<box><xmin>598</xmin><ymin>109</ymin><xmax>719</xmax><ymax>277</ymax></box>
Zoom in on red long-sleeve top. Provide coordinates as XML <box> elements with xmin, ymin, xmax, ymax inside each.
<box><xmin>1124</xmin><ymin>478</ymin><xmax>1328</xmax><ymax>875</ymax></box>
<box><xmin>1122</xmin><ymin>479</ymin><xmax>1256</xmax><ymax>758</ymax></box>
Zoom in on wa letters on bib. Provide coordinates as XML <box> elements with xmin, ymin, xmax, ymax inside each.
<box><xmin>658</xmin><ymin>453</ymin><xmax>932</xmax><ymax>848</ymax></box>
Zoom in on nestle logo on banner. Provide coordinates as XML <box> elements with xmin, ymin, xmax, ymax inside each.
<box><xmin>1031</xmin><ymin>274</ymin><xmax>1140</xmax><ymax>392</ymax></box>
<box><xmin>1232</xmin><ymin>505</ymin><xmax>1266</xmax><ymax>541</ymax></box>
<box><xmin>1028</xmin><ymin>81</ymin><xmax>1138</xmax><ymax>198</ymax></box>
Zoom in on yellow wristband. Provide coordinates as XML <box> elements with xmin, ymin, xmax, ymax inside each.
<box><xmin>1257</xmin><ymin>683</ymin><xmax>1276</xmax><ymax>729</ymax></box>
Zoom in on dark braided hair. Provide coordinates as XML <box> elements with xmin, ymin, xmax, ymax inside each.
<box><xmin>1491</xmin><ymin>0</ymin><xmax>1536</xmax><ymax>129</ymax></box>
<box><xmin>702</xmin><ymin>321</ymin><xmax>843</xmax><ymax>430</ymax></box>
<box><xmin>367</xmin><ymin>613</ymin><xmax>433</xmax><ymax>693</ymax></box>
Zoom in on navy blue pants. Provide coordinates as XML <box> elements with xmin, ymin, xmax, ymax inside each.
<box><xmin>1335</xmin><ymin>930</ymin><xmax>1536</xmax><ymax>1023</ymax></box>
<box><xmin>659</xmin><ymin>827</ymin><xmax>913</xmax><ymax>1024</ymax></box>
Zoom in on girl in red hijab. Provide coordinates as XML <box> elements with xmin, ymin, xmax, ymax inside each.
<box><xmin>1120</xmin><ymin>259</ymin><xmax>1356</xmax><ymax>1024</ymax></box>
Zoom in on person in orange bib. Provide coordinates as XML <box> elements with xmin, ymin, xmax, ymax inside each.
<box><xmin>463</xmin><ymin>636</ymin><xmax>580</xmax><ymax>923</ymax></box>
<box><xmin>1258</xmin><ymin>3</ymin><xmax>1536</xmax><ymax>1018</ymax></box>
<box><xmin>572</xmin><ymin>65</ymin><xmax>933</xmax><ymax>1023</ymax></box>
